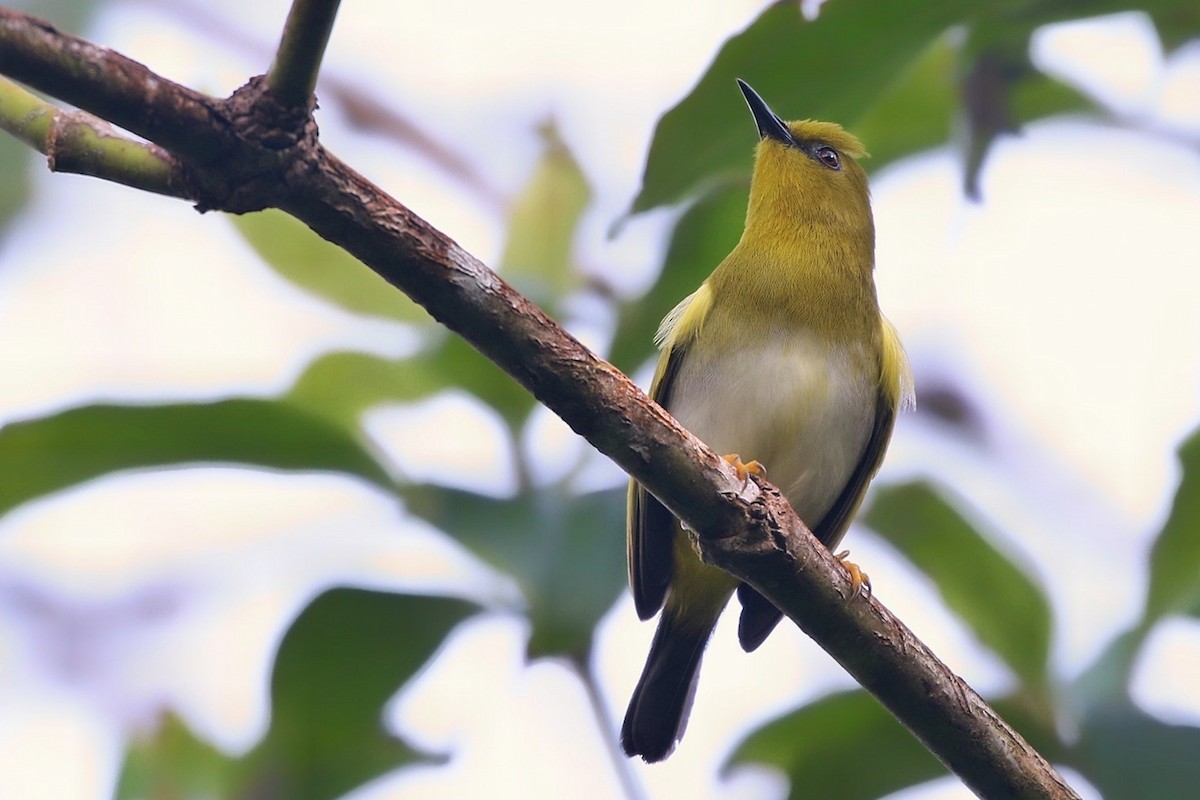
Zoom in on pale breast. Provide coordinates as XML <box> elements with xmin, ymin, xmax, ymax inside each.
<box><xmin>667</xmin><ymin>330</ymin><xmax>877</xmax><ymax>527</ymax></box>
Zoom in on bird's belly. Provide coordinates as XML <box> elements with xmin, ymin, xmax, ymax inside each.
<box><xmin>668</xmin><ymin>333</ymin><xmax>876</xmax><ymax>527</ymax></box>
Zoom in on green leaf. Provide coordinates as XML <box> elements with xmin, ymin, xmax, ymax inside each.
<box><xmin>851</xmin><ymin>33</ymin><xmax>958</xmax><ymax>174</ymax></box>
<box><xmin>609</xmin><ymin>182</ymin><xmax>748</xmax><ymax>373</ymax></box>
<box><xmin>729</xmin><ymin>689</ymin><xmax>1065</xmax><ymax>799</ymax></box>
<box><xmin>1146</xmin><ymin>3</ymin><xmax>1200</xmax><ymax>52</ymax></box>
<box><xmin>231</xmin><ymin>209</ymin><xmax>432</xmax><ymax>324</ymax></box>
<box><xmin>1011</xmin><ymin>69</ymin><xmax>1098</xmax><ymax>125</ymax></box>
<box><xmin>403</xmin><ymin>484</ymin><xmax>626</xmax><ymax>662</ymax></box>
<box><xmin>863</xmin><ymin>481</ymin><xmax>1053</xmax><ymax>691</ymax></box>
<box><xmin>0</xmin><ymin>133</ymin><xmax>32</xmax><ymax>235</ymax></box>
<box><xmin>726</xmin><ymin>689</ymin><xmax>945</xmax><ymax>800</ymax></box>
<box><xmin>499</xmin><ymin>120</ymin><xmax>591</xmax><ymax>304</ymax></box>
<box><xmin>288</xmin><ymin>338</ymin><xmax>536</xmax><ymax>434</ymax></box>
<box><xmin>287</xmin><ymin>349</ymin><xmax>448</xmax><ymax>429</ymax></box>
<box><xmin>956</xmin><ymin>48</ymin><xmax>1099</xmax><ymax>198</ymax></box>
<box><xmin>409</xmin><ymin>333</ymin><xmax>537</xmax><ymax>430</ymax></box>
<box><xmin>0</xmin><ymin>399</ymin><xmax>395</xmax><ymax>516</ymax></box>
<box><xmin>1144</xmin><ymin>429</ymin><xmax>1200</xmax><ymax>622</ymax></box>
<box><xmin>289</xmin><ymin>340</ymin><xmax>535</xmax><ymax>440</ymax></box>
<box><xmin>1070</xmin><ymin>627</ymin><xmax>1142</xmax><ymax>709</ymax></box>
<box><xmin>1072</xmin><ymin>703</ymin><xmax>1200</xmax><ymax>800</ymax></box>
<box><xmin>117</xmin><ymin>714</ymin><xmax>234</xmax><ymax>800</ymax></box>
<box><xmin>631</xmin><ymin>0</ymin><xmax>983</xmax><ymax>214</ymax></box>
<box><xmin>116</xmin><ymin>588</ymin><xmax>478</xmax><ymax>800</ymax></box>
<box><xmin>245</xmin><ymin>588</ymin><xmax>476</xmax><ymax>799</ymax></box>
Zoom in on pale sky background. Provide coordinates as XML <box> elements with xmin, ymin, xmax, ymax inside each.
<box><xmin>0</xmin><ymin>2</ymin><xmax>1199</xmax><ymax>799</ymax></box>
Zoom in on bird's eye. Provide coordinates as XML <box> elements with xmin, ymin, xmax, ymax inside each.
<box><xmin>815</xmin><ymin>146</ymin><xmax>841</xmax><ymax>170</ymax></box>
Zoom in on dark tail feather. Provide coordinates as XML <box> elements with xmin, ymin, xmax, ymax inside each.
<box><xmin>736</xmin><ymin>583</ymin><xmax>784</xmax><ymax>652</ymax></box>
<box><xmin>621</xmin><ymin>608</ymin><xmax>714</xmax><ymax>762</ymax></box>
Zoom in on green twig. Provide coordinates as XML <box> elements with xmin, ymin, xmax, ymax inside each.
<box><xmin>267</xmin><ymin>0</ymin><xmax>342</xmax><ymax>108</ymax></box>
<box><xmin>0</xmin><ymin>76</ymin><xmax>185</xmax><ymax>197</ymax></box>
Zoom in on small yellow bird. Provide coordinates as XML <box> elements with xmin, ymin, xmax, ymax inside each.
<box><xmin>621</xmin><ymin>79</ymin><xmax>913</xmax><ymax>762</ymax></box>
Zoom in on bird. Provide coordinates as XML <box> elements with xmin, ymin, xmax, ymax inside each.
<box><xmin>620</xmin><ymin>79</ymin><xmax>914</xmax><ymax>763</ymax></box>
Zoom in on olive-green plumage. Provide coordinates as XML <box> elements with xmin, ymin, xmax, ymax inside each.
<box><xmin>621</xmin><ymin>80</ymin><xmax>913</xmax><ymax>763</ymax></box>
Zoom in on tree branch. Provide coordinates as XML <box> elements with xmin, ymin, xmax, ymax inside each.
<box><xmin>703</xmin><ymin>481</ymin><xmax>1078</xmax><ymax>798</ymax></box>
<box><xmin>0</xmin><ymin>10</ymin><xmax>231</xmax><ymax>163</ymax></box>
<box><xmin>0</xmin><ymin>7</ymin><xmax>1080</xmax><ymax>799</ymax></box>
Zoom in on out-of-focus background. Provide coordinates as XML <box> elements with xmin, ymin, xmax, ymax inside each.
<box><xmin>1</xmin><ymin>1</ymin><xmax>1199</xmax><ymax>798</ymax></box>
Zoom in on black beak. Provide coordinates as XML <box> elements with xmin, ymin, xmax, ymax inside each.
<box><xmin>736</xmin><ymin>79</ymin><xmax>792</xmax><ymax>146</ymax></box>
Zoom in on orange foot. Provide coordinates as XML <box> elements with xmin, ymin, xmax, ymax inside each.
<box><xmin>835</xmin><ymin>550</ymin><xmax>871</xmax><ymax>599</ymax></box>
<box><xmin>722</xmin><ymin>453</ymin><xmax>766</xmax><ymax>486</ymax></box>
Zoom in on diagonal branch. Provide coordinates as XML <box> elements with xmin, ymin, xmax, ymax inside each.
<box><xmin>0</xmin><ymin>7</ymin><xmax>1080</xmax><ymax>799</ymax></box>
<box><xmin>0</xmin><ymin>9</ymin><xmax>231</xmax><ymax>163</ymax></box>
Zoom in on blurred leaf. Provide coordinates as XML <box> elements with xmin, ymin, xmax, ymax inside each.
<box><xmin>864</xmin><ymin>481</ymin><xmax>1053</xmax><ymax>691</ymax></box>
<box><xmin>1146</xmin><ymin>2</ymin><xmax>1200</xmax><ymax>51</ymax></box>
<box><xmin>403</xmin><ymin>484</ymin><xmax>626</xmax><ymax>662</ymax></box>
<box><xmin>1144</xmin><ymin>429</ymin><xmax>1200</xmax><ymax>622</ymax></box>
<box><xmin>117</xmin><ymin>588</ymin><xmax>477</xmax><ymax>800</ymax></box>
<box><xmin>117</xmin><ymin>713</ymin><xmax>236</xmax><ymax>800</ymax></box>
<box><xmin>14</xmin><ymin>0</ymin><xmax>106</xmax><ymax>36</ymax></box>
<box><xmin>0</xmin><ymin>399</ymin><xmax>395</xmax><ymax>515</ymax></box>
<box><xmin>231</xmin><ymin>209</ymin><xmax>432</xmax><ymax>324</ymax></box>
<box><xmin>609</xmin><ymin>182</ymin><xmax>748</xmax><ymax>374</ymax></box>
<box><xmin>243</xmin><ymin>588</ymin><xmax>476</xmax><ymax>799</ymax></box>
<box><xmin>630</xmin><ymin>0</ymin><xmax>1192</xmax><ymax>213</ymax></box>
<box><xmin>1011</xmin><ymin>69</ymin><xmax>1098</xmax><ymax>124</ymax></box>
<box><xmin>851</xmin><ymin>33</ymin><xmax>957</xmax><ymax>174</ymax></box>
<box><xmin>0</xmin><ymin>134</ymin><xmax>32</xmax><ymax>236</ymax></box>
<box><xmin>409</xmin><ymin>332</ymin><xmax>537</xmax><ymax>430</ymax></box>
<box><xmin>1070</xmin><ymin>627</ymin><xmax>1142</xmax><ymax>710</ymax></box>
<box><xmin>726</xmin><ymin>689</ymin><xmax>945</xmax><ymax>799</ymax></box>
<box><xmin>499</xmin><ymin>120</ymin><xmax>591</xmax><ymax>304</ymax></box>
<box><xmin>728</xmin><ymin>688</ymin><xmax>1065</xmax><ymax>799</ymax></box>
<box><xmin>959</xmin><ymin>50</ymin><xmax>1026</xmax><ymax>200</ymax></box>
<box><xmin>287</xmin><ymin>349</ymin><xmax>447</xmax><ymax>429</ymax></box>
<box><xmin>955</xmin><ymin>64</ymin><xmax>1098</xmax><ymax>195</ymax></box>
<box><xmin>288</xmin><ymin>339</ymin><xmax>535</xmax><ymax>434</ymax></box>
<box><xmin>956</xmin><ymin>46</ymin><xmax>1097</xmax><ymax>199</ymax></box>
<box><xmin>1072</xmin><ymin>703</ymin><xmax>1200</xmax><ymax>800</ymax></box>
<box><xmin>631</xmin><ymin>0</ymin><xmax>980</xmax><ymax>213</ymax></box>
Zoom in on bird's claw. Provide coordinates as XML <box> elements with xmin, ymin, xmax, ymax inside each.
<box><xmin>722</xmin><ymin>454</ymin><xmax>766</xmax><ymax>489</ymax></box>
<box><xmin>835</xmin><ymin>550</ymin><xmax>871</xmax><ymax>599</ymax></box>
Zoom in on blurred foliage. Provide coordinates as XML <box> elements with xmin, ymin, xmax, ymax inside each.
<box><xmin>629</xmin><ymin>0</ymin><xmax>1196</xmax><ymax>214</ymax></box>
<box><xmin>0</xmin><ymin>399</ymin><xmax>396</xmax><ymax>516</ymax></box>
<box><xmin>864</xmin><ymin>482</ymin><xmax>1053</xmax><ymax>695</ymax></box>
<box><xmin>1145</xmin><ymin>430</ymin><xmax>1200</xmax><ymax>622</ymax></box>
<box><xmin>402</xmin><ymin>484</ymin><xmax>627</xmax><ymax>663</ymax></box>
<box><xmin>0</xmin><ymin>1</ymin><xmax>1198</xmax><ymax>799</ymax></box>
<box><xmin>233</xmin><ymin>209</ymin><xmax>434</xmax><ymax>324</ymax></box>
<box><xmin>116</xmin><ymin>588</ymin><xmax>477</xmax><ymax>800</ymax></box>
<box><xmin>728</xmin><ymin>690</ymin><xmax>946</xmax><ymax>800</ymax></box>
<box><xmin>499</xmin><ymin>119</ymin><xmax>591</xmax><ymax>304</ymax></box>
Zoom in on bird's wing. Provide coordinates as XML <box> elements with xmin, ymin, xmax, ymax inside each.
<box><xmin>813</xmin><ymin>317</ymin><xmax>912</xmax><ymax>548</ymax></box>
<box><xmin>627</xmin><ymin>285</ymin><xmax>714</xmax><ymax>621</ymax></box>
<box><xmin>627</xmin><ymin>337</ymin><xmax>688</xmax><ymax>620</ymax></box>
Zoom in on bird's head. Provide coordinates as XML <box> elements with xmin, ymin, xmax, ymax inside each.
<box><xmin>736</xmin><ymin>79</ymin><xmax>872</xmax><ymax>238</ymax></box>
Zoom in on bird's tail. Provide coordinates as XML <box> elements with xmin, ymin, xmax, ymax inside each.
<box><xmin>620</xmin><ymin>606</ymin><xmax>717</xmax><ymax>762</ymax></box>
